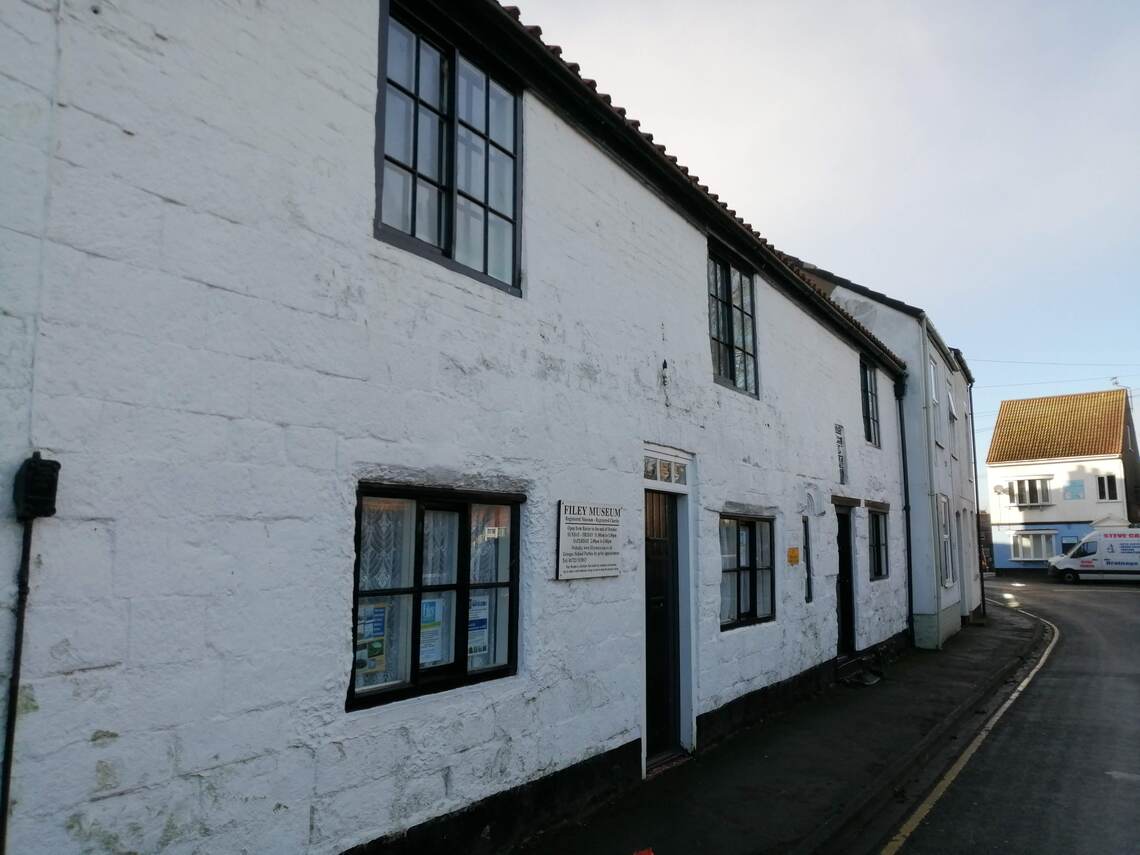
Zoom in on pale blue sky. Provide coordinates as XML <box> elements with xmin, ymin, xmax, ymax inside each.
<box><xmin>517</xmin><ymin>0</ymin><xmax>1140</xmax><ymax>485</ymax></box>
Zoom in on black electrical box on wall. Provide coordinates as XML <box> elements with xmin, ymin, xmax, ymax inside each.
<box><xmin>13</xmin><ymin>453</ymin><xmax>60</xmax><ymax>521</ymax></box>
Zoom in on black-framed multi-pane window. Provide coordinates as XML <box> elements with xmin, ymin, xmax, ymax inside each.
<box><xmin>860</xmin><ymin>358</ymin><xmax>880</xmax><ymax>447</ymax></box>
<box><xmin>378</xmin><ymin>13</ymin><xmax>519</xmax><ymax>290</ymax></box>
<box><xmin>347</xmin><ymin>485</ymin><xmax>521</xmax><ymax>710</ymax></box>
<box><xmin>802</xmin><ymin>515</ymin><xmax>813</xmax><ymax>603</ymax></box>
<box><xmin>719</xmin><ymin>516</ymin><xmax>774</xmax><ymax>629</ymax></box>
<box><xmin>707</xmin><ymin>255</ymin><xmax>758</xmax><ymax>395</ymax></box>
<box><xmin>869</xmin><ymin>510</ymin><xmax>889</xmax><ymax>580</ymax></box>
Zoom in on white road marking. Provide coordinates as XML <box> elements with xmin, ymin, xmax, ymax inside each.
<box><xmin>880</xmin><ymin>600</ymin><xmax>1060</xmax><ymax>855</ymax></box>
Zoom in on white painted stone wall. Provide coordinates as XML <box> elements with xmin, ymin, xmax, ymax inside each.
<box><xmin>826</xmin><ymin>287</ymin><xmax>982</xmax><ymax>646</ymax></box>
<box><xmin>1</xmin><ymin>2</ymin><xmax>907</xmax><ymax>852</ymax></box>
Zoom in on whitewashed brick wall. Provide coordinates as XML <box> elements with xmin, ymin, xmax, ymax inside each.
<box><xmin>1</xmin><ymin>2</ymin><xmax>908</xmax><ymax>852</ymax></box>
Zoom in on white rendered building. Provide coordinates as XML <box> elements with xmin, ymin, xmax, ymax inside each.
<box><xmin>798</xmin><ymin>265</ymin><xmax>984</xmax><ymax>649</ymax></box>
<box><xmin>2</xmin><ymin>2</ymin><xmax>918</xmax><ymax>851</ymax></box>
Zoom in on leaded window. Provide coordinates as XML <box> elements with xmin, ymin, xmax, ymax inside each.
<box><xmin>869</xmin><ymin>511</ymin><xmax>889</xmax><ymax>580</ymax></box>
<box><xmin>378</xmin><ymin>14</ymin><xmax>519</xmax><ymax>289</ymax></box>
<box><xmin>707</xmin><ymin>255</ymin><xmax>758</xmax><ymax>394</ymax></box>
<box><xmin>720</xmin><ymin>516</ymin><xmax>774</xmax><ymax>629</ymax></box>
<box><xmin>349</xmin><ymin>485</ymin><xmax>521</xmax><ymax>709</ymax></box>
<box><xmin>860</xmin><ymin>358</ymin><xmax>880</xmax><ymax>447</ymax></box>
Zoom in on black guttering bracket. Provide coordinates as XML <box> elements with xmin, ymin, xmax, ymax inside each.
<box><xmin>436</xmin><ymin>1</ymin><xmax>906</xmax><ymax>378</ymax></box>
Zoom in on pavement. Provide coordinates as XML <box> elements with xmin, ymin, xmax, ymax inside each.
<box><xmin>899</xmin><ymin>574</ymin><xmax>1140</xmax><ymax>855</ymax></box>
<box><xmin>515</xmin><ymin>604</ymin><xmax>1042</xmax><ymax>855</ymax></box>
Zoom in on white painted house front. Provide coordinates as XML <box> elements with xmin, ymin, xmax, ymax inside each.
<box><xmin>986</xmin><ymin>389</ymin><xmax>1140</xmax><ymax>573</ymax></box>
<box><xmin>1</xmin><ymin>2</ymin><xmax>917</xmax><ymax>852</ymax></box>
<box><xmin>798</xmin><ymin>265</ymin><xmax>984</xmax><ymax>649</ymax></box>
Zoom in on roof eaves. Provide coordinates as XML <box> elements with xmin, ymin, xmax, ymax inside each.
<box><xmin>488</xmin><ymin>2</ymin><xmax>907</xmax><ymax>377</ymax></box>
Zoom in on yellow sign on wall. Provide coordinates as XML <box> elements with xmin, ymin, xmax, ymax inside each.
<box><xmin>787</xmin><ymin>547</ymin><xmax>800</xmax><ymax>566</ymax></box>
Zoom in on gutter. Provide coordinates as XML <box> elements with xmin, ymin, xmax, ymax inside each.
<box><xmin>896</xmin><ymin>377</ymin><xmax>916</xmax><ymax>644</ymax></box>
<box><xmin>968</xmin><ymin>381</ymin><xmax>987</xmax><ymax>617</ymax></box>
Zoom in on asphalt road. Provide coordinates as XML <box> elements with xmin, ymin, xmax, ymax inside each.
<box><xmin>899</xmin><ymin>574</ymin><xmax>1140</xmax><ymax>855</ymax></box>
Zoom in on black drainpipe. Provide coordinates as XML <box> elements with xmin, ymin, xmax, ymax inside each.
<box><xmin>2</xmin><ymin>453</ymin><xmax>60</xmax><ymax>854</ymax></box>
<box><xmin>895</xmin><ymin>378</ymin><xmax>916</xmax><ymax>645</ymax></box>
<box><xmin>968</xmin><ymin>383</ymin><xmax>987</xmax><ymax>618</ymax></box>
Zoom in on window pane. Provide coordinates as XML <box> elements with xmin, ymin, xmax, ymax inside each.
<box><xmin>454</xmin><ymin>196</ymin><xmax>485</xmax><ymax>270</ymax></box>
<box><xmin>488</xmin><ymin>212</ymin><xmax>513</xmax><ymax>284</ymax></box>
<box><xmin>720</xmin><ymin>519</ymin><xmax>738</xmax><ymax>570</ymax></box>
<box><xmin>734</xmin><ymin>351</ymin><xmax>747</xmax><ymax>390</ymax></box>
<box><xmin>415</xmin><ymin>181</ymin><xmax>441</xmax><ymax>247</ymax></box>
<box><xmin>1029</xmin><ymin>480</ymin><xmax>1039</xmax><ymax>504</ymax></box>
<box><xmin>1108</xmin><ymin>475</ymin><xmax>1118</xmax><ymax>500</ymax></box>
<box><xmin>381</xmin><ymin>162</ymin><xmax>413</xmax><ymax>233</ymax></box>
<box><xmin>468</xmin><ymin>588</ymin><xmax>509</xmax><ymax>672</ymax></box>
<box><xmin>673</xmin><ymin>463</ymin><xmax>687</xmax><ymax>484</ymax></box>
<box><xmin>417</xmin><ymin>109</ymin><xmax>443</xmax><ymax>181</ymax></box>
<box><xmin>708</xmin><ymin>295</ymin><xmax>719</xmax><ymax>339</ymax></box>
<box><xmin>418</xmin><ymin>592</ymin><xmax>455</xmax><ymax>668</ymax></box>
<box><xmin>471</xmin><ymin>505</ymin><xmax>511</xmax><ymax>583</ymax></box>
<box><xmin>731</xmin><ymin>268</ymin><xmax>743</xmax><ymax>308</ymax></box>
<box><xmin>387</xmin><ymin>19</ymin><xmax>415</xmax><ymax>89</ymax></box>
<box><xmin>419</xmin><ymin>42</ymin><xmax>443</xmax><ymax>108</ymax></box>
<box><xmin>360</xmin><ymin>497</ymin><xmax>416</xmax><ymax>589</ymax></box>
<box><xmin>718</xmin><ymin>343</ymin><xmax>731</xmax><ymax>379</ymax></box>
<box><xmin>456</xmin><ymin>127</ymin><xmax>486</xmax><ymax>201</ymax></box>
<box><xmin>355</xmin><ymin>594</ymin><xmax>412</xmax><ymax>692</ymax></box>
<box><xmin>488</xmin><ymin>147</ymin><xmax>514</xmax><ymax>215</ymax></box>
<box><xmin>740</xmin><ymin>569</ymin><xmax>752</xmax><ymax>616</ymax></box>
<box><xmin>658</xmin><ymin>460</ymin><xmax>672</xmax><ymax>482</ymax></box>
<box><xmin>738</xmin><ymin>521</ymin><xmax>751</xmax><ymax>566</ymax></box>
<box><xmin>384</xmin><ymin>85</ymin><xmax>414</xmax><ymax>165</ymax></box>
<box><xmin>422</xmin><ymin>510</ymin><xmax>459</xmax><ymax>586</ymax></box>
<box><xmin>757</xmin><ymin>568</ymin><xmax>773</xmax><ymax>618</ymax></box>
<box><xmin>733</xmin><ymin>308</ymin><xmax>745</xmax><ymax>349</ymax></box>
<box><xmin>720</xmin><ymin>571</ymin><xmax>738</xmax><ymax>624</ymax></box>
<box><xmin>743</xmin><ymin>313</ymin><xmax>754</xmax><ymax>354</ymax></box>
<box><xmin>742</xmin><ymin>277</ymin><xmax>754</xmax><ymax>314</ymax></box>
<box><xmin>488</xmin><ymin>81</ymin><xmax>514</xmax><ymax>150</ymax></box>
<box><xmin>458</xmin><ymin>56</ymin><xmax>486</xmax><ymax>132</ymax></box>
<box><xmin>758</xmin><ymin>521</ymin><xmax>772</xmax><ymax>568</ymax></box>
<box><xmin>1041</xmin><ymin>481</ymin><xmax>1050</xmax><ymax>503</ymax></box>
<box><xmin>707</xmin><ymin>258</ymin><xmax>718</xmax><ymax>296</ymax></box>
<box><xmin>643</xmin><ymin>456</ymin><xmax>657</xmax><ymax>480</ymax></box>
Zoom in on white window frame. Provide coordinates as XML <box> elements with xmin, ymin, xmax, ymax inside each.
<box><xmin>930</xmin><ymin>358</ymin><xmax>944</xmax><ymax>447</ymax></box>
<box><xmin>937</xmin><ymin>494</ymin><xmax>954</xmax><ymax>586</ymax></box>
<box><xmin>1010</xmin><ymin>530</ymin><xmax>1057</xmax><ymax>561</ymax></box>
<box><xmin>1007</xmin><ymin>477</ymin><xmax>1053</xmax><ymax>507</ymax></box>
<box><xmin>948</xmin><ymin>383</ymin><xmax>959</xmax><ymax>458</ymax></box>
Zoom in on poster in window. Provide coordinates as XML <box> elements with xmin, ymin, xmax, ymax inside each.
<box><xmin>355</xmin><ymin>603</ymin><xmax>388</xmax><ymax>684</ymax></box>
<box><xmin>419</xmin><ymin>597</ymin><xmax>444</xmax><ymax>666</ymax></box>
<box><xmin>467</xmin><ymin>593</ymin><xmax>490</xmax><ymax>657</ymax></box>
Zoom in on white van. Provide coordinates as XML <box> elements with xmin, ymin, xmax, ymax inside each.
<box><xmin>1048</xmin><ymin>528</ymin><xmax>1140</xmax><ymax>582</ymax></box>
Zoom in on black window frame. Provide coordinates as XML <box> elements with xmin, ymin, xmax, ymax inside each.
<box><xmin>868</xmin><ymin>510</ymin><xmax>889</xmax><ymax>580</ymax></box>
<box><xmin>375</xmin><ymin>3</ymin><xmax>523</xmax><ymax>297</ymax></box>
<box><xmin>860</xmin><ymin>357</ymin><xmax>881</xmax><ymax>447</ymax></box>
<box><xmin>1098</xmin><ymin>474</ymin><xmax>1118</xmax><ymax>501</ymax></box>
<box><xmin>707</xmin><ymin>253</ymin><xmax>759</xmax><ymax>397</ymax></box>
<box><xmin>346</xmin><ymin>484</ymin><xmax>523</xmax><ymax>712</ymax></box>
<box><xmin>719</xmin><ymin>515</ymin><xmax>775</xmax><ymax>631</ymax></box>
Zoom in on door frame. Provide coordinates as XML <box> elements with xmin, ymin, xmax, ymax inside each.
<box><xmin>642</xmin><ymin>443</ymin><xmax>695</xmax><ymax>772</ymax></box>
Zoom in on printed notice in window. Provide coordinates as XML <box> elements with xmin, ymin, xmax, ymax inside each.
<box><xmin>556</xmin><ymin>501</ymin><xmax>622</xmax><ymax>580</ymax></box>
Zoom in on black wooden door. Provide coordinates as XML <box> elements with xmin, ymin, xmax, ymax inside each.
<box><xmin>645</xmin><ymin>490</ymin><xmax>679</xmax><ymax>759</ymax></box>
<box><xmin>836</xmin><ymin>508</ymin><xmax>856</xmax><ymax>655</ymax></box>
